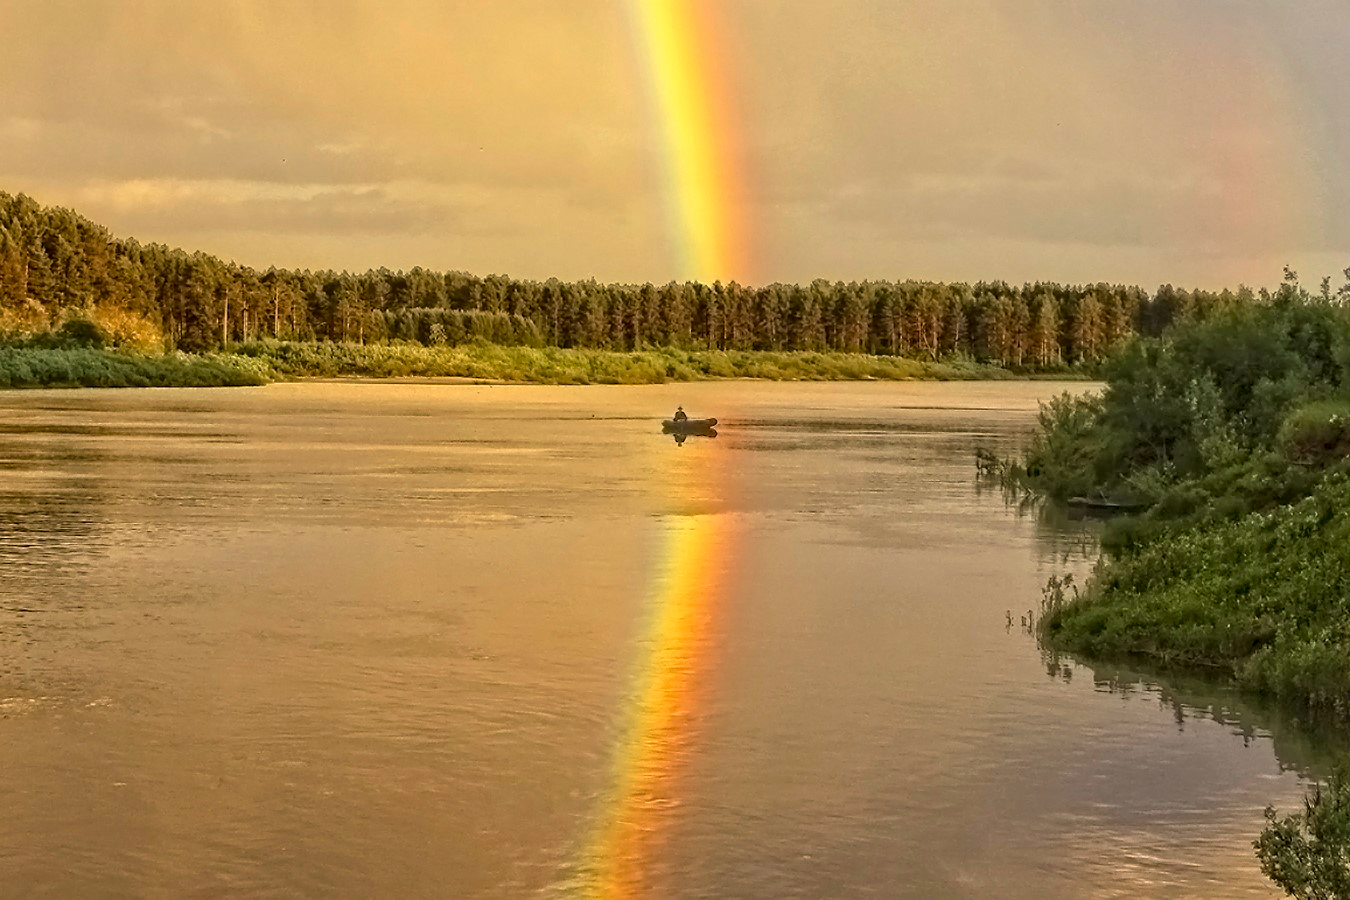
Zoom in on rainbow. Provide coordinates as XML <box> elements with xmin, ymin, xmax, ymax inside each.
<box><xmin>628</xmin><ymin>0</ymin><xmax>752</xmax><ymax>284</ymax></box>
<box><xmin>577</xmin><ymin>449</ymin><xmax>740</xmax><ymax>898</ymax></box>
<box><xmin>567</xmin><ymin>7</ymin><xmax>750</xmax><ymax>891</ymax></box>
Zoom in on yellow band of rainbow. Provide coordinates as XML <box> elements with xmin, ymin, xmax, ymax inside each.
<box><xmin>629</xmin><ymin>0</ymin><xmax>752</xmax><ymax>284</ymax></box>
<box><xmin>577</xmin><ymin>435</ymin><xmax>741</xmax><ymax>897</ymax></box>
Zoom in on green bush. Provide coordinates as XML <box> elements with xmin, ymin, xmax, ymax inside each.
<box><xmin>1280</xmin><ymin>400</ymin><xmax>1350</xmax><ymax>466</ymax></box>
<box><xmin>1020</xmin><ymin>392</ymin><xmax>1109</xmax><ymax>500</ymax></box>
<box><xmin>1256</xmin><ymin>768</ymin><xmax>1350</xmax><ymax>899</ymax></box>
<box><xmin>1041</xmin><ymin>474</ymin><xmax>1350</xmax><ymax>720</ymax></box>
<box><xmin>0</xmin><ymin>348</ymin><xmax>269</xmax><ymax>388</ymax></box>
<box><xmin>232</xmin><ymin>340</ymin><xmax>1015</xmax><ymax>384</ymax></box>
<box><xmin>1005</xmin><ymin>295</ymin><xmax>1350</xmax><ymax>505</ymax></box>
<box><xmin>52</xmin><ymin>318</ymin><xmax>106</xmax><ymax>349</ymax></box>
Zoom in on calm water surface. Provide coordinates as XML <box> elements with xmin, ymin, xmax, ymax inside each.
<box><xmin>0</xmin><ymin>381</ymin><xmax>1341</xmax><ymax>898</ymax></box>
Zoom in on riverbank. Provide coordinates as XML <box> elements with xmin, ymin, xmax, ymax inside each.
<box><xmin>0</xmin><ymin>346</ymin><xmax>271</xmax><ymax>388</ymax></box>
<box><xmin>1000</xmin><ymin>286</ymin><xmax>1350</xmax><ymax>892</ymax></box>
<box><xmin>0</xmin><ymin>341</ymin><xmax>1072</xmax><ymax>388</ymax></box>
<box><xmin>1013</xmin><ymin>291</ymin><xmax>1350</xmax><ymax>721</ymax></box>
<box><xmin>1040</xmin><ymin>472</ymin><xmax>1350</xmax><ymax>720</ymax></box>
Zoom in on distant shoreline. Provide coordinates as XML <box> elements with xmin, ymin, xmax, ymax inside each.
<box><xmin>0</xmin><ymin>342</ymin><xmax>1093</xmax><ymax>390</ymax></box>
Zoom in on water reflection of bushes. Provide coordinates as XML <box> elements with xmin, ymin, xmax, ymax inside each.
<box><xmin>1039</xmin><ymin>650</ymin><xmax>1350</xmax><ymax>781</ymax></box>
<box><xmin>0</xmin><ymin>431</ymin><xmax>109</xmax><ymax>582</ymax></box>
<box><xmin>975</xmin><ymin>471</ymin><xmax>1103</xmax><ymax>569</ymax></box>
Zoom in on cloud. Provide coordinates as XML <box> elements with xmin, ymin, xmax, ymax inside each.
<box><xmin>0</xmin><ymin>0</ymin><xmax>1346</xmax><ymax>287</ymax></box>
<box><xmin>730</xmin><ymin>0</ymin><xmax>1350</xmax><ymax>286</ymax></box>
<box><xmin>0</xmin><ymin>1</ymin><xmax>650</xmax><ymax>196</ymax></box>
<box><xmin>808</xmin><ymin>161</ymin><xmax>1295</xmax><ymax>256</ymax></box>
<box><xmin>63</xmin><ymin>179</ymin><xmax>458</xmax><ymax>236</ymax></box>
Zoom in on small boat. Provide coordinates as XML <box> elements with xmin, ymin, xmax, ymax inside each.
<box><xmin>663</xmin><ymin>417</ymin><xmax>717</xmax><ymax>445</ymax></box>
<box><xmin>662</xmin><ymin>417</ymin><xmax>718</xmax><ymax>431</ymax></box>
<box><xmin>1065</xmin><ymin>496</ymin><xmax>1147</xmax><ymax>512</ymax></box>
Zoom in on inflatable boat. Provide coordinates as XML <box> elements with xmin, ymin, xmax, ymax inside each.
<box><xmin>661</xmin><ymin>417</ymin><xmax>718</xmax><ymax>432</ymax></box>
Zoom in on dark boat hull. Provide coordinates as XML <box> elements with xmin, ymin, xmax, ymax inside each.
<box><xmin>662</xmin><ymin>417</ymin><xmax>718</xmax><ymax>431</ymax></box>
<box><xmin>1065</xmin><ymin>496</ymin><xmax>1147</xmax><ymax>513</ymax></box>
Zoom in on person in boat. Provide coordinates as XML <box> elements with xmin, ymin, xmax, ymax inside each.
<box><xmin>673</xmin><ymin>406</ymin><xmax>688</xmax><ymax>423</ymax></box>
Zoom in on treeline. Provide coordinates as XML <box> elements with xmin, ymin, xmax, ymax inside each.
<box><xmin>0</xmin><ymin>189</ymin><xmax>1331</xmax><ymax>364</ymax></box>
<box><xmin>379</xmin><ymin>308</ymin><xmax>543</xmax><ymax>347</ymax></box>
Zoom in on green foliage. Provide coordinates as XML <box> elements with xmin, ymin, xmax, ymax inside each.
<box><xmin>1256</xmin><ymin>768</ymin><xmax>1350</xmax><ymax>899</ymax></box>
<box><xmin>0</xmin><ymin>188</ymin><xmax>1279</xmax><ymax>365</ymax></box>
<box><xmin>1040</xmin><ymin>474</ymin><xmax>1350</xmax><ymax>720</ymax></box>
<box><xmin>1017</xmin><ymin>282</ymin><xmax>1350</xmax><ymax>896</ymax></box>
<box><xmin>1010</xmin><ymin>288</ymin><xmax>1350</xmax><ymax>507</ymax></box>
<box><xmin>0</xmin><ymin>347</ymin><xmax>269</xmax><ymax>388</ymax></box>
<box><xmin>232</xmin><ymin>340</ymin><xmax>1012</xmax><ymax>385</ymax></box>
<box><xmin>0</xmin><ymin>340</ymin><xmax>1023</xmax><ymax>391</ymax></box>
<box><xmin>1039</xmin><ymin>573</ymin><xmax>1081</xmax><ymax>623</ymax></box>
<box><xmin>1100</xmin><ymin>453</ymin><xmax>1348</xmax><ymax>554</ymax></box>
<box><xmin>1280</xmin><ymin>401</ymin><xmax>1350</xmax><ymax>466</ymax></box>
<box><xmin>377</xmin><ymin>308</ymin><xmax>543</xmax><ymax>347</ymax></box>
<box><xmin>51</xmin><ymin>317</ymin><xmax>105</xmax><ymax>348</ymax></box>
<box><xmin>1020</xmin><ymin>392</ymin><xmax>1109</xmax><ymax>500</ymax></box>
<box><xmin>1015</xmin><ymin>273</ymin><xmax>1350</xmax><ymax>727</ymax></box>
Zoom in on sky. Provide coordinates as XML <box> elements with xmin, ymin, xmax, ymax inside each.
<box><xmin>2</xmin><ymin>0</ymin><xmax>1348</xmax><ymax>290</ymax></box>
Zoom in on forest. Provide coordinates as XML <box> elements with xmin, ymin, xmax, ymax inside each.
<box><xmin>4</xmin><ymin>190</ymin><xmax>1333</xmax><ymax>367</ymax></box>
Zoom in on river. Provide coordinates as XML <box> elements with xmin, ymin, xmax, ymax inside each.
<box><xmin>0</xmin><ymin>381</ymin><xmax>1337</xmax><ymax>898</ymax></box>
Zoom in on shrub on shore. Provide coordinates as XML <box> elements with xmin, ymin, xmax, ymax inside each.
<box><xmin>0</xmin><ymin>347</ymin><xmax>268</xmax><ymax>388</ymax></box>
<box><xmin>1008</xmin><ymin>292</ymin><xmax>1350</xmax><ymax>508</ymax></box>
<box><xmin>0</xmin><ymin>340</ymin><xmax>1026</xmax><ymax>390</ymax></box>
<box><xmin>1279</xmin><ymin>400</ymin><xmax>1350</xmax><ymax>466</ymax></box>
<box><xmin>994</xmin><ymin>274</ymin><xmax>1350</xmax><ymax>892</ymax></box>
<box><xmin>232</xmin><ymin>339</ymin><xmax>1016</xmax><ymax>384</ymax></box>
<box><xmin>1256</xmin><ymin>767</ymin><xmax>1350</xmax><ymax>899</ymax></box>
<box><xmin>1018</xmin><ymin>286</ymin><xmax>1350</xmax><ymax>716</ymax></box>
<box><xmin>1039</xmin><ymin>473</ymin><xmax>1350</xmax><ymax>720</ymax></box>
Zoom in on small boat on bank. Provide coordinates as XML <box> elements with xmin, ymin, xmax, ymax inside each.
<box><xmin>1065</xmin><ymin>496</ymin><xmax>1147</xmax><ymax>512</ymax></box>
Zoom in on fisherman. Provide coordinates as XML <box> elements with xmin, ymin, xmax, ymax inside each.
<box><xmin>673</xmin><ymin>406</ymin><xmax>688</xmax><ymax>423</ymax></box>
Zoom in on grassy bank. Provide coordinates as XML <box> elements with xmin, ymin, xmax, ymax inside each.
<box><xmin>1040</xmin><ymin>473</ymin><xmax>1350</xmax><ymax>720</ymax></box>
<box><xmin>234</xmin><ymin>339</ymin><xmax>1023</xmax><ymax>383</ymax></box>
<box><xmin>991</xmin><ymin>277</ymin><xmax>1350</xmax><ymax>892</ymax></box>
<box><xmin>1</xmin><ymin>340</ymin><xmax>1034</xmax><ymax>389</ymax></box>
<box><xmin>0</xmin><ymin>347</ymin><xmax>270</xmax><ymax>388</ymax></box>
<box><xmin>1009</xmin><ymin>289</ymin><xmax>1350</xmax><ymax>718</ymax></box>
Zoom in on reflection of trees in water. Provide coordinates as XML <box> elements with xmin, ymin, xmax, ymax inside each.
<box><xmin>0</xmin><ymin>427</ymin><xmax>108</xmax><ymax>585</ymax></box>
<box><xmin>0</xmin><ymin>425</ymin><xmax>119</xmax><ymax>711</ymax></box>
<box><xmin>1041</xmin><ymin>648</ymin><xmax>1350</xmax><ymax>779</ymax></box>
<box><xmin>975</xmin><ymin>477</ymin><xmax>1103</xmax><ymax>568</ymax></box>
<box><xmin>979</xmin><ymin>466</ymin><xmax>1350</xmax><ymax>778</ymax></box>
<box><xmin>1031</xmin><ymin>504</ymin><xmax>1105</xmax><ymax>571</ymax></box>
<box><xmin>1005</xmin><ymin>489</ymin><xmax>1349</xmax><ymax>776</ymax></box>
